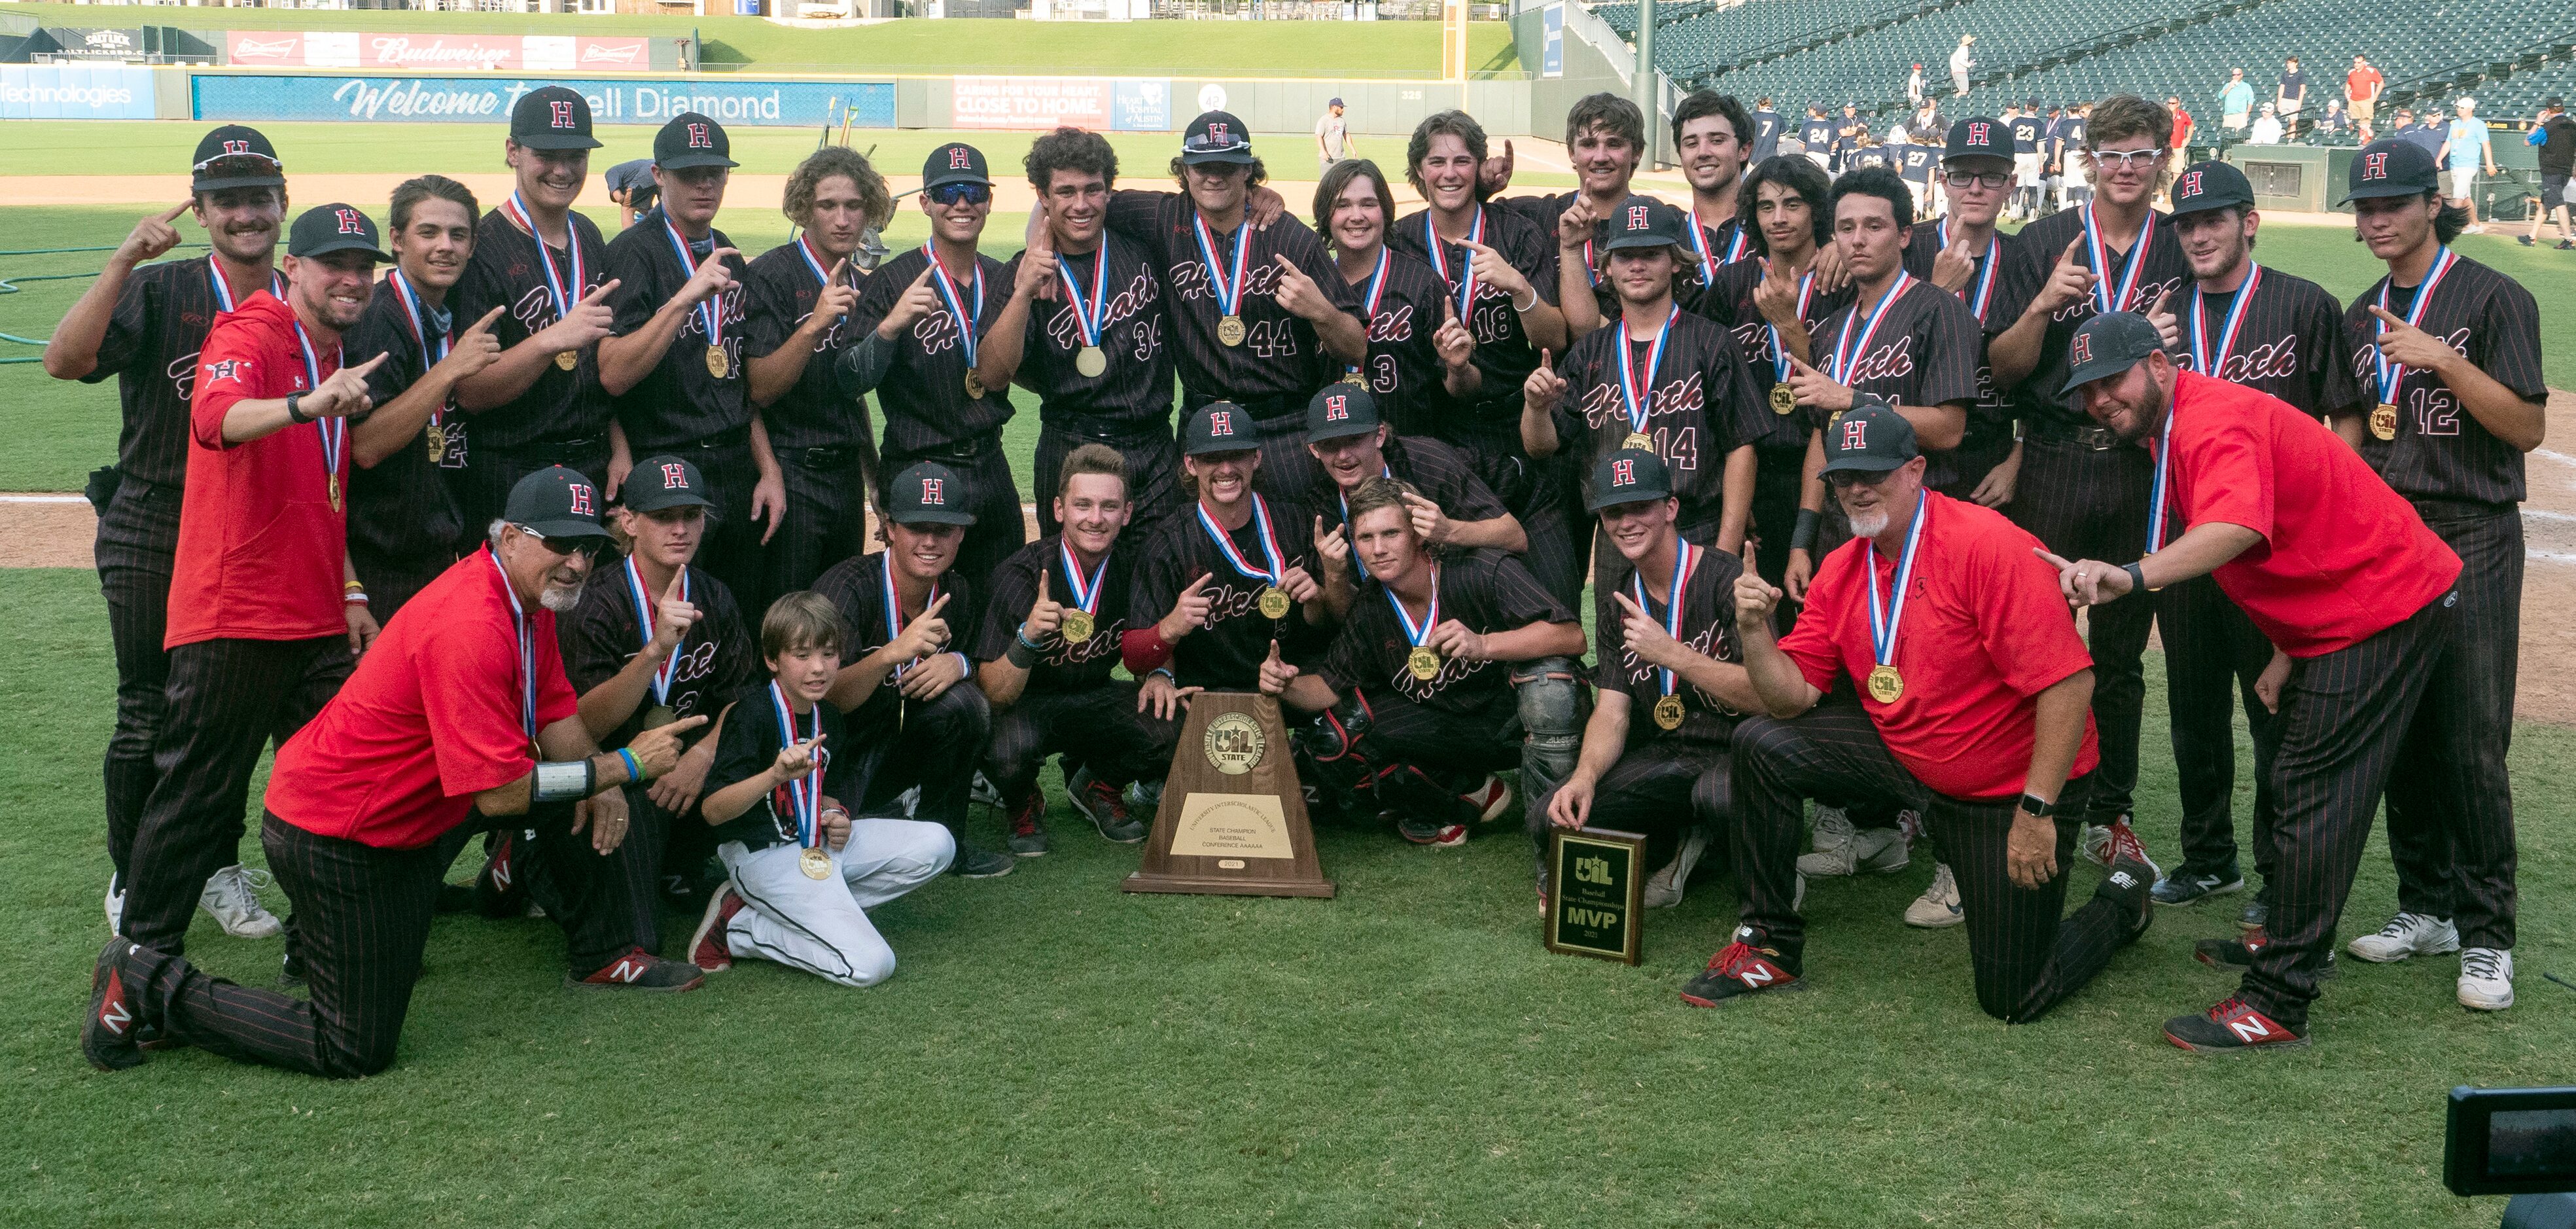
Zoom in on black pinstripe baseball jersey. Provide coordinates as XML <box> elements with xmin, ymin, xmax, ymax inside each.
<box><xmin>450</xmin><ymin>207</ymin><xmax>612</xmax><ymax>449</ymax></box>
<box><xmin>812</xmin><ymin>550</ymin><xmax>985</xmax><ymax>687</ymax></box>
<box><xmin>739</xmin><ymin>240</ymin><xmax>871</xmax><ymax>453</ymax></box>
<box><xmin>1806</xmin><ymin>276</ymin><xmax>1984</xmax><ymax>488</ymax></box>
<box><xmin>998</xmin><ymin>234</ymin><xmax>1174</xmax><ymax>436</ymax></box>
<box><xmin>847</xmin><ymin>243</ymin><xmax>1017</xmax><ymax>455</ymax></box>
<box><xmin>1555</xmin><ymin>306</ymin><xmax>1789</xmax><ymax>523</ymax></box>
<box><xmin>557</xmin><ymin>560</ymin><xmax>754</xmax><ymax>752</ymax></box>
<box><xmin>2340</xmin><ymin>253</ymin><xmax>2545</xmax><ymax>507</ymax></box>
<box><xmin>1592</xmin><ymin>539</ymin><xmax>1748</xmax><ymax>747</ymax></box>
<box><xmin>1129</xmin><ymin>493</ymin><xmax>1325</xmax><ymax>688</ymax></box>
<box><xmin>343</xmin><ymin>278</ymin><xmax>466</xmax><ymax>567</ymax></box>
<box><xmin>1388</xmin><ymin>205</ymin><xmax>1561</xmax><ymax>437</ymax></box>
<box><xmin>1342</xmin><ymin>245</ymin><xmax>1450</xmax><ymax>429</ymax></box>
<box><xmin>1103</xmin><ymin>190</ymin><xmax>1358</xmax><ymax>411</ymax></box>
<box><xmin>602</xmin><ymin>209</ymin><xmax>752</xmax><ymax>451</ymax></box>
<box><xmin>1902</xmin><ymin>223</ymin><xmax>2041</xmax><ymax>477</ymax></box>
<box><xmin>1307</xmin><ymin>433</ymin><xmax>1509</xmax><ymax>569</ymax></box>
<box><xmin>2011</xmin><ymin>207</ymin><xmax>2190</xmax><ymax>428</ymax></box>
<box><xmin>1316</xmin><ymin>548</ymin><xmax>1570</xmax><ymax>724</ymax></box>
<box><xmin>1690</xmin><ymin>255</ymin><xmax>1856</xmax><ymax>406</ymax></box>
<box><xmin>2174</xmin><ymin>266</ymin><xmax>2366</xmax><ymax>416</ymax></box>
<box><xmin>970</xmin><ymin>533</ymin><xmax>1137</xmax><ymax>694</ymax></box>
<box><xmin>82</xmin><ymin>255</ymin><xmax>275</xmax><ymax>490</ymax></box>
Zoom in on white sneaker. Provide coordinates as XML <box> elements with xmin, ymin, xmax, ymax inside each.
<box><xmin>199</xmin><ymin>864</ymin><xmax>283</xmax><ymax>939</ymax></box>
<box><xmin>1642</xmin><ymin>827</ymin><xmax>1712</xmax><ymax>908</ymax></box>
<box><xmin>970</xmin><ymin>772</ymin><xmax>1003</xmax><ymax>809</ymax></box>
<box><xmin>894</xmin><ymin>785</ymin><xmax>922</xmax><ymax>817</ymax></box>
<box><xmin>1797</xmin><ymin>821</ymin><xmax>1908</xmax><ymax>878</ymax></box>
<box><xmin>105</xmin><ymin>875</ymin><xmax>124</xmax><ymax>934</ymax></box>
<box><xmin>2346</xmin><ymin>911</ymin><xmax>2460</xmax><ymax>963</ymax></box>
<box><xmin>1808</xmin><ymin>805</ymin><xmax>1851</xmax><ymax>853</ymax></box>
<box><xmin>1904</xmin><ymin>863</ymin><xmax>1964</xmax><ymax>928</ymax></box>
<box><xmin>2458</xmin><ymin>948</ymin><xmax>2514</xmax><ymax>1011</ymax></box>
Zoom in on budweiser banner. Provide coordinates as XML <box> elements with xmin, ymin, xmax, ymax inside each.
<box><xmin>224</xmin><ymin>31</ymin><xmax>652</xmax><ymax>72</ymax></box>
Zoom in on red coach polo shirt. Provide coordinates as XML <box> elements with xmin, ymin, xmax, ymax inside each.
<box><xmin>265</xmin><ymin>547</ymin><xmax>578</xmax><ymax>850</ymax></box>
<box><xmin>1782</xmin><ymin>493</ymin><xmax>2101</xmax><ymax>800</ymax></box>
<box><xmin>171</xmin><ymin>290</ymin><xmax>351</xmax><ymax>649</ymax></box>
<box><xmin>2155</xmin><ymin>370</ymin><xmax>2460</xmax><ymax>658</ymax></box>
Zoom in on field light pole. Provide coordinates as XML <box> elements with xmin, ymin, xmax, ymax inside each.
<box><xmin>1633</xmin><ymin>0</ymin><xmax>1659</xmax><ymax>169</ymax></box>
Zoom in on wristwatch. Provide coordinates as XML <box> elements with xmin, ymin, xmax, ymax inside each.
<box><xmin>284</xmin><ymin>392</ymin><xmax>310</xmax><ymax>425</ymax></box>
<box><xmin>2017</xmin><ymin>793</ymin><xmax>2056</xmax><ymax>818</ymax></box>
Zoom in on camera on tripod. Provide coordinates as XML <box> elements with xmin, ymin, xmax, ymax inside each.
<box><xmin>2448</xmin><ymin>1086</ymin><xmax>2576</xmax><ymax>1226</ymax></box>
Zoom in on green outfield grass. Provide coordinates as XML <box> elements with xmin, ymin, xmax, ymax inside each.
<box><xmin>4</xmin><ymin>565</ymin><xmax>2571</xmax><ymax>1226</ymax></box>
<box><xmin>0</xmin><ymin>2</ymin><xmax>1515</xmax><ymax>77</ymax></box>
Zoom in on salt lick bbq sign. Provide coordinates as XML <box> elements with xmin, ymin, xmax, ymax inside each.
<box><xmin>225</xmin><ymin>31</ymin><xmax>650</xmax><ymax>73</ymax></box>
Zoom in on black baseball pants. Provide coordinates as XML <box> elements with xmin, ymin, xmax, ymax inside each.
<box><xmin>883</xmin><ymin>443</ymin><xmax>1025</xmax><ymax>594</ymax></box>
<box><xmin>1446</xmin><ymin>425</ymin><xmax>1584</xmax><ymax>609</ymax></box>
<box><xmin>1749</xmin><ymin>443</ymin><xmax>1806</xmax><ymax>616</ymax></box>
<box><xmin>982</xmin><ymin>681</ymin><xmax>1167</xmax><ymax>798</ymax></box>
<box><xmin>1734</xmin><ymin>693</ymin><xmax>2130</xmax><ymax>1023</ymax></box>
<box><xmin>662</xmin><ymin>429</ymin><xmax>765</xmax><ymax>622</ymax></box>
<box><xmin>2007</xmin><ymin>435</ymin><xmax>2153</xmax><ymax>825</ymax></box>
<box><xmin>1032</xmin><ymin>420</ymin><xmax>1187</xmax><ymax>548</ymax></box>
<box><xmin>759</xmin><ymin>444</ymin><xmax>874</xmax><ymax>613</ymax></box>
<box><xmin>122</xmin><ymin>808</ymin><xmax>636</xmax><ymax>1078</ymax></box>
<box><xmin>121</xmin><ymin>635</ymin><xmax>353</xmax><ymax>956</ymax></box>
<box><xmin>445</xmin><ymin>438</ymin><xmax>610</xmax><ymax>558</ymax></box>
<box><xmin>2155</xmin><ymin>571</ymin><xmax>2282</xmax><ymax>882</ymax></box>
<box><xmin>2382</xmin><ymin>508</ymin><xmax>2520</xmax><ymax>951</ymax></box>
<box><xmin>92</xmin><ymin>471</ymin><xmax>180</xmax><ymax>881</ymax></box>
<box><xmin>2240</xmin><ymin>590</ymin><xmax>2453</xmax><ymax>1033</ymax></box>
<box><xmin>1528</xmin><ymin>738</ymin><xmax>1729</xmax><ymax>874</ymax></box>
<box><xmin>845</xmin><ymin>681</ymin><xmax>993</xmax><ymax>839</ymax></box>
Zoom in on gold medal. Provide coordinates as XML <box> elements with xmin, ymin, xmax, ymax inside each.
<box><xmin>554</xmin><ymin>350</ymin><xmax>579</xmax><ymax>372</ymax></box>
<box><xmin>425</xmin><ymin>423</ymin><xmax>446</xmax><ymax>463</ymax></box>
<box><xmin>327</xmin><ymin>473</ymin><xmax>342</xmax><ymax>512</ymax></box>
<box><xmin>705</xmin><ymin>345</ymin><xmax>729</xmax><ymax>380</ymax></box>
<box><xmin>964</xmin><ymin>370</ymin><xmax>985</xmax><ymax>400</ymax></box>
<box><xmin>1061</xmin><ymin>610</ymin><xmax>1094</xmax><ymax>643</ymax></box>
<box><xmin>1407</xmin><ymin>646</ymin><xmax>1442</xmax><ymax>681</ymax></box>
<box><xmin>799</xmin><ymin>846</ymin><xmax>832</xmax><ymax>880</ymax></box>
<box><xmin>1075</xmin><ymin>345</ymin><xmax>1107</xmax><ymax>378</ymax></box>
<box><xmin>1653</xmin><ymin>694</ymin><xmax>1685</xmax><ymax>730</ymax></box>
<box><xmin>2371</xmin><ymin>402</ymin><xmax>2399</xmax><ymax>441</ymax></box>
<box><xmin>640</xmin><ymin>704</ymin><xmax>677</xmax><ymax>730</ymax></box>
<box><xmin>1866</xmin><ymin>663</ymin><xmax>1904</xmax><ymax>704</ymax></box>
<box><xmin>1770</xmin><ymin>383</ymin><xmax>1797</xmax><ymax>416</ymax></box>
<box><xmin>1217</xmin><ymin>314</ymin><xmax>1246</xmax><ymax>347</ymax></box>
<box><xmin>1621</xmin><ymin>431</ymin><xmax>1654</xmax><ymax>454</ymax></box>
<box><xmin>1258</xmin><ymin>585</ymin><xmax>1291</xmax><ymax>618</ymax></box>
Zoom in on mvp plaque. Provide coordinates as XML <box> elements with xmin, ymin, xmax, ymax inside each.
<box><xmin>1545</xmin><ymin>827</ymin><xmax>1645</xmax><ymax>964</ymax></box>
<box><xmin>1123</xmin><ymin>691</ymin><xmax>1335</xmax><ymax>899</ymax></box>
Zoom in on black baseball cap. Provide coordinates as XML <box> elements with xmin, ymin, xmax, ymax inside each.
<box><xmin>1185</xmin><ymin>401</ymin><xmax>1258</xmax><ymax>455</ymax></box>
<box><xmin>1305</xmin><ymin>382</ymin><xmax>1381</xmax><ymax>442</ymax></box>
<box><xmin>2341</xmin><ymin>137</ymin><xmax>2439</xmax><ymax>204</ymax></box>
<box><xmin>653</xmin><ymin>112</ymin><xmax>737</xmax><ymax>171</ymax></box>
<box><xmin>621</xmin><ymin>455</ymin><xmax>714</xmax><ymax>513</ymax></box>
<box><xmin>506</xmin><ymin>466</ymin><xmax>610</xmax><ymax>542</ymax></box>
<box><xmin>1944</xmin><ymin>116</ymin><xmax>2011</xmax><ymax>164</ymax></box>
<box><xmin>190</xmin><ymin>124</ymin><xmax>284</xmax><ymax>192</ymax></box>
<box><xmin>1587</xmin><ymin>448</ymin><xmax>1673</xmax><ymax>512</ymax></box>
<box><xmin>1600</xmin><ymin>195</ymin><xmax>1687</xmax><ymax>253</ymax></box>
<box><xmin>2169</xmin><ymin>160</ymin><xmax>2255</xmax><ymax>217</ymax></box>
<box><xmin>1818</xmin><ymin>399</ymin><xmax>1918</xmax><ymax>477</ymax></box>
<box><xmin>287</xmin><ymin>204</ymin><xmax>390</xmax><ymax>262</ymax></box>
<box><xmin>2060</xmin><ymin>311</ymin><xmax>2164</xmax><ymax>395</ymax></box>
<box><xmin>509</xmin><ymin>86</ymin><xmax>602</xmax><ymax>151</ymax></box>
<box><xmin>923</xmin><ymin>142</ymin><xmax>991</xmax><ymax>189</ymax></box>
<box><xmin>887</xmin><ymin>460</ymin><xmax>976</xmax><ymax>526</ymax></box>
<box><xmin>1180</xmin><ymin>111</ymin><xmax>1254</xmax><ymax>165</ymax></box>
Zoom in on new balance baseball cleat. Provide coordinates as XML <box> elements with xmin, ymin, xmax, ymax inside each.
<box><xmin>1067</xmin><ymin>768</ymin><xmax>1148</xmax><ymax>843</ymax></box>
<box><xmin>1466</xmin><ymin>774</ymin><xmax>1514</xmax><ymax>823</ymax></box>
<box><xmin>474</xmin><ymin>832</ymin><xmax>530</xmax><ymax>919</ymax></box>
<box><xmin>199</xmin><ymin>864</ymin><xmax>282</xmax><ymax>939</ymax></box>
<box><xmin>2079</xmin><ymin>816</ymin><xmax>2159</xmax><ymax>878</ymax></box>
<box><xmin>1398</xmin><ymin>815</ymin><xmax>1469</xmax><ymax>847</ymax></box>
<box><xmin>1006</xmin><ymin>788</ymin><xmax>1050</xmax><ymax>857</ymax></box>
<box><xmin>2151</xmin><ymin>863</ymin><xmax>2245</xmax><ymax>906</ymax></box>
<box><xmin>1680</xmin><ymin>927</ymin><xmax>1804</xmax><ymax>1007</ymax></box>
<box><xmin>688</xmin><ymin>882</ymin><xmax>747</xmax><ymax>973</ymax></box>
<box><xmin>2100</xmin><ymin>857</ymin><xmax>2155</xmax><ymax>944</ymax></box>
<box><xmin>568</xmin><ymin>947</ymin><xmax>704</xmax><ymax>992</ymax></box>
<box><xmin>82</xmin><ymin>937</ymin><xmax>147</xmax><ymax>1071</ymax></box>
<box><xmin>2193</xmin><ymin>927</ymin><xmax>2336</xmax><ymax>978</ymax></box>
<box><xmin>2164</xmin><ymin>997</ymin><xmax>2308</xmax><ymax>1053</ymax></box>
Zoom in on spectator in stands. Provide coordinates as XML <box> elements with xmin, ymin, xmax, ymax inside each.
<box><xmin>2523</xmin><ymin>96</ymin><xmax>2575</xmax><ymax>251</ymax></box>
<box><xmin>1752</xmin><ymin>98</ymin><xmax>1786</xmax><ymax>163</ymax></box>
<box><xmin>2316</xmin><ymin>99</ymin><xmax>2353</xmax><ymax>140</ymax></box>
<box><xmin>1801</xmin><ymin>105</ymin><xmax>1837</xmax><ymax>171</ymax></box>
<box><xmin>2439</xmin><ymin>96</ymin><xmax>2498</xmax><ymax>232</ymax></box>
<box><xmin>1316</xmin><ymin>98</ymin><xmax>1349</xmax><ymax>177</ymax></box>
<box><xmin>2346</xmin><ymin>53</ymin><xmax>2383</xmax><ymax>140</ymax></box>
<box><xmin>1915</xmin><ymin>101</ymin><xmax>1947</xmax><ymax>149</ymax></box>
<box><xmin>2218</xmin><ymin>69</ymin><xmax>2255</xmax><ymax>140</ymax></box>
<box><xmin>1910</xmin><ymin>65</ymin><xmax>1927</xmax><ymax>110</ymax></box>
<box><xmin>2391</xmin><ymin>107</ymin><xmax>2442</xmax><ymax>159</ymax></box>
<box><xmin>2166</xmin><ymin>98</ymin><xmax>2194</xmax><ymax>154</ymax></box>
<box><xmin>2275</xmin><ymin>57</ymin><xmax>2308</xmax><ymax>137</ymax></box>
<box><xmin>1950</xmin><ymin>35</ymin><xmax>1975</xmax><ymax>98</ymax></box>
<box><xmin>2249</xmin><ymin>103</ymin><xmax>2284</xmax><ymax>146</ymax></box>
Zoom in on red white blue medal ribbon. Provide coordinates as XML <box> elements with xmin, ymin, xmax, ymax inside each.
<box><xmin>503</xmin><ymin>192</ymin><xmax>584</xmax><ymax>321</ymax></box>
<box><xmin>1191</xmin><ymin>213</ymin><xmax>1250</xmax><ymax>320</ymax></box>
<box><xmin>1057</xmin><ymin>538</ymin><xmax>1108</xmax><ymax>622</ymax></box>
<box><xmin>1830</xmin><ymin>271</ymin><xmax>1913</xmax><ymax>384</ymax></box>
<box><xmin>1057</xmin><ymin>247</ymin><xmax>1111</xmax><ymax>351</ymax></box>
<box><xmin>2147</xmin><ymin>396</ymin><xmax>2179</xmax><ymax>554</ymax></box>
<box><xmin>207</xmin><ymin>256</ymin><xmax>282</xmax><ymax>314</ymax></box>
<box><xmin>290</xmin><ymin>318</ymin><xmax>344</xmax><ymax>499</ymax></box>
<box><xmin>1197</xmin><ymin>493</ymin><xmax>1285</xmax><ymax>587</ymax></box>
<box><xmin>1630</xmin><ymin>540</ymin><xmax>1699</xmax><ymax>698</ymax></box>
<box><xmin>794</xmin><ymin>234</ymin><xmax>836</xmax><ymax>289</ymax></box>
<box><xmin>1942</xmin><ymin>219</ymin><xmax>2000</xmax><ymax>322</ymax></box>
<box><xmin>768</xmin><ymin>680</ymin><xmax>823</xmax><ymax>849</ymax></box>
<box><xmin>623</xmin><ymin>557</ymin><xmax>685</xmax><ymax>704</ymax></box>
<box><xmin>1385</xmin><ymin>563</ymin><xmax>1441</xmax><ymax>652</ymax></box>
<box><xmin>1618</xmin><ymin>306</ymin><xmax>1676</xmax><ymax>438</ymax></box>
<box><xmin>2373</xmin><ymin>245</ymin><xmax>2458</xmax><ymax>407</ymax></box>
<box><xmin>880</xmin><ymin>560</ymin><xmax>942</xmax><ymax>680</ymax></box>
<box><xmin>921</xmin><ymin>241</ymin><xmax>983</xmax><ymax>370</ymax></box>
<box><xmin>662</xmin><ymin>216</ymin><xmax>724</xmax><ymax>357</ymax></box>
<box><xmin>1865</xmin><ymin>490</ymin><xmax>1927</xmax><ymax>679</ymax></box>
<box><xmin>1768</xmin><ymin>270</ymin><xmax>1816</xmax><ymax>386</ymax></box>
<box><xmin>2081</xmin><ymin>202</ymin><xmax>2155</xmax><ymax>315</ymax></box>
<box><xmin>1357</xmin><ymin>245</ymin><xmax>1390</xmax><ymax>321</ymax></box>
<box><xmin>1422</xmin><ymin>209</ymin><xmax>1482</xmax><ymax>316</ymax></box>
<box><xmin>487</xmin><ymin>547</ymin><xmax>536</xmax><ymax>738</ymax></box>
<box><xmin>387</xmin><ymin>268</ymin><xmax>450</xmax><ymax>436</ymax></box>
<box><xmin>2187</xmin><ymin>265</ymin><xmax>2261</xmax><ymax>379</ymax></box>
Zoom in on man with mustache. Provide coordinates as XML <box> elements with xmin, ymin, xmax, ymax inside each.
<box><xmin>341</xmin><ymin>175</ymin><xmax>504</xmax><ymax>621</ymax></box>
<box><xmin>448</xmin><ymin>88</ymin><xmax>621</xmax><ymax>556</ymax></box>
<box><xmin>112</xmin><ymin>204</ymin><xmax>400</xmax><ymax>965</ymax></box>
<box><xmin>43</xmin><ymin>124</ymin><xmax>296</xmax><ymax>939</ymax></box>
<box><xmin>1702</xmin><ymin>402</ymin><xmax>2153</xmax><ymax>1022</ymax></box>
<box><xmin>2039</xmin><ymin>309</ymin><xmax>2467</xmax><ymax>1050</ymax></box>
<box><xmin>2132</xmin><ymin>162</ymin><xmax>2364</xmax><ymax>919</ymax></box>
<box><xmin>84</xmin><ymin>469</ymin><xmax>710</xmax><ymax>1078</ymax></box>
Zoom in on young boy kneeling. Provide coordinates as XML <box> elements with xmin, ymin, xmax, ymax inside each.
<box><xmin>688</xmin><ymin>592</ymin><xmax>955</xmax><ymax>984</ymax></box>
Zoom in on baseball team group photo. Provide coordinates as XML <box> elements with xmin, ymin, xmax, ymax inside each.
<box><xmin>5</xmin><ymin>0</ymin><xmax>2574</xmax><ymax>1222</ymax></box>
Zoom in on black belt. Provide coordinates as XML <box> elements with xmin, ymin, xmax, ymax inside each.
<box><xmin>2021</xmin><ymin>418</ymin><xmax>2126</xmax><ymax>451</ymax></box>
<box><xmin>786</xmin><ymin>444</ymin><xmax>868</xmax><ymax>468</ymax></box>
<box><xmin>895</xmin><ymin>431</ymin><xmax>1001</xmax><ymax>464</ymax></box>
<box><xmin>2408</xmin><ymin>497</ymin><xmax>2516</xmax><ymax>522</ymax></box>
<box><xmin>487</xmin><ymin>435</ymin><xmax>605</xmax><ymax>459</ymax></box>
<box><xmin>1041</xmin><ymin>418</ymin><xmax>1173</xmax><ymax>448</ymax></box>
<box><xmin>662</xmin><ymin>424</ymin><xmax>752</xmax><ymax>452</ymax></box>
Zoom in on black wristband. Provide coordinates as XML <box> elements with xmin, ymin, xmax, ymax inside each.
<box><xmin>284</xmin><ymin>393</ymin><xmax>310</xmax><ymax>425</ymax></box>
<box><xmin>2017</xmin><ymin>792</ymin><xmax>2056</xmax><ymax>818</ymax></box>
<box><xmin>2123</xmin><ymin>561</ymin><xmax>2148</xmax><ymax>598</ymax></box>
<box><xmin>1790</xmin><ymin>508</ymin><xmax>1822</xmax><ymax>554</ymax></box>
<box><xmin>1005</xmin><ymin>635</ymin><xmax>1039</xmax><ymax>668</ymax></box>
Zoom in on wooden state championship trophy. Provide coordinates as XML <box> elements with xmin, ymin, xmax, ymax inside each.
<box><xmin>1122</xmin><ymin>691</ymin><xmax>1335</xmax><ymax>899</ymax></box>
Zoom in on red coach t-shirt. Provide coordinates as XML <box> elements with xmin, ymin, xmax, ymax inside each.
<box><xmin>266</xmin><ymin>547</ymin><xmax>578</xmax><ymax>850</ymax></box>
<box><xmin>2155</xmin><ymin>370</ymin><xmax>2459</xmax><ymax>658</ymax></box>
<box><xmin>170</xmin><ymin>290</ymin><xmax>350</xmax><ymax>649</ymax></box>
<box><xmin>1782</xmin><ymin>493</ymin><xmax>2100</xmax><ymax>800</ymax></box>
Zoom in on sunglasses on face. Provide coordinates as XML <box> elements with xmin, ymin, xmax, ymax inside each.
<box><xmin>1822</xmin><ymin>469</ymin><xmax>1897</xmax><ymax>490</ymax></box>
<box><xmin>2089</xmin><ymin>149</ymin><xmax>2164</xmax><ymax>171</ymax></box>
<box><xmin>1943</xmin><ymin>170</ymin><xmax>2010</xmax><ymax>189</ymax></box>
<box><xmin>928</xmin><ymin>183</ymin><xmax>993</xmax><ymax>207</ymax></box>
<box><xmin>516</xmin><ymin>525</ymin><xmax>613</xmax><ymax>564</ymax></box>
